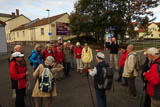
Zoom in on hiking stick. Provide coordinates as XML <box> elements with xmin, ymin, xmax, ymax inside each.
<box><xmin>86</xmin><ymin>70</ymin><xmax>96</xmax><ymax>107</ymax></box>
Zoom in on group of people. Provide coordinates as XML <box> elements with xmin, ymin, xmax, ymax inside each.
<box><xmin>8</xmin><ymin>36</ymin><xmax>160</xmax><ymax>107</ymax></box>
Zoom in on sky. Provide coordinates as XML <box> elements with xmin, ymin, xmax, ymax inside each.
<box><xmin>0</xmin><ymin>0</ymin><xmax>160</xmax><ymax>22</ymax></box>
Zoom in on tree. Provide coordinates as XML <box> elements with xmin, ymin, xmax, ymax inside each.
<box><xmin>108</xmin><ymin>0</ymin><xmax>159</xmax><ymax>42</ymax></box>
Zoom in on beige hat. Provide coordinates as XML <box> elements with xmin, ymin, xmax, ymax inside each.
<box><xmin>96</xmin><ymin>52</ymin><xmax>105</xmax><ymax>59</ymax></box>
<box><xmin>45</xmin><ymin>56</ymin><xmax>55</xmax><ymax>66</ymax></box>
<box><xmin>146</xmin><ymin>47</ymin><xmax>159</xmax><ymax>55</ymax></box>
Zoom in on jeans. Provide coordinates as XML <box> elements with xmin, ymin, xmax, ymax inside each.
<box><xmin>15</xmin><ymin>88</ymin><xmax>26</xmax><ymax>107</ymax></box>
<box><xmin>95</xmin><ymin>90</ymin><xmax>107</xmax><ymax>107</ymax></box>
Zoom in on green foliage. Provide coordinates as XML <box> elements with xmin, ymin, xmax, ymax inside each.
<box><xmin>69</xmin><ymin>0</ymin><xmax>159</xmax><ymax>43</ymax></box>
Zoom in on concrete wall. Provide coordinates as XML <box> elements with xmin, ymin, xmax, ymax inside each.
<box><xmin>0</xmin><ymin>27</ymin><xmax>7</xmax><ymax>54</ymax></box>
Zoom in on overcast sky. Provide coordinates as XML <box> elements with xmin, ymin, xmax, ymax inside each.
<box><xmin>0</xmin><ymin>0</ymin><xmax>160</xmax><ymax>22</ymax></box>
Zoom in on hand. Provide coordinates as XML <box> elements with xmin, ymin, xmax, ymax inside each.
<box><xmin>88</xmin><ymin>69</ymin><xmax>92</xmax><ymax>72</ymax></box>
<box><xmin>26</xmin><ymin>71</ymin><xmax>29</xmax><ymax>76</ymax></box>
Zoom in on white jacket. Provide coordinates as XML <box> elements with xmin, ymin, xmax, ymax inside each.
<box><xmin>122</xmin><ymin>52</ymin><xmax>138</xmax><ymax>78</ymax></box>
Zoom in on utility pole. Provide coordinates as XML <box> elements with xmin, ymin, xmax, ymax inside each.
<box><xmin>46</xmin><ymin>9</ymin><xmax>51</xmax><ymax>42</ymax></box>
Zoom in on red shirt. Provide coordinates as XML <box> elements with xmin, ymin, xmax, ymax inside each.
<box><xmin>75</xmin><ymin>47</ymin><xmax>82</xmax><ymax>59</ymax></box>
<box><xmin>54</xmin><ymin>49</ymin><xmax>64</xmax><ymax>63</ymax></box>
<box><xmin>120</xmin><ymin>51</ymin><xmax>128</xmax><ymax>67</ymax></box>
<box><xmin>144</xmin><ymin>58</ymin><xmax>160</xmax><ymax>97</ymax></box>
<box><xmin>9</xmin><ymin>61</ymin><xmax>27</xmax><ymax>89</ymax></box>
<box><xmin>41</xmin><ymin>49</ymin><xmax>54</xmax><ymax>60</ymax></box>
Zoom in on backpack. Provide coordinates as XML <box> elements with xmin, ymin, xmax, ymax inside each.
<box><xmin>128</xmin><ymin>52</ymin><xmax>142</xmax><ymax>71</ymax></box>
<box><xmin>152</xmin><ymin>63</ymin><xmax>160</xmax><ymax>100</ymax></box>
<box><xmin>97</xmin><ymin>67</ymin><xmax>113</xmax><ymax>90</ymax></box>
<box><xmin>39</xmin><ymin>67</ymin><xmax>55</xmax><ymax>92</ymax></box>
<box><xmin>28</xmin><ymin>52</ymin><xmax>37</xmax><ymax>66</ymax></box>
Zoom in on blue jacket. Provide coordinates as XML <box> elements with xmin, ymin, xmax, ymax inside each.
<box><xmin>29</xmin><ymin>50</ymin><xmax>42</xmax><ymax>70</ymax></box>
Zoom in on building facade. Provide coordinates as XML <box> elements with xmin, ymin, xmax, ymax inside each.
<box><xmin>138</xmin><ymin>22</ymin><xmax>160</xmax><ymax>39</ymax></box>
<box><xmin>10</xmin><ymin>13</ymin><xmax>74</xmax><ymax>43</ymax></box>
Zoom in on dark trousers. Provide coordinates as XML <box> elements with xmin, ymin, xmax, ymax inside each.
<box><xmin>118</xmin><ymin>67</ymin><xmax>123</xmax><ymax>81</ymax></box>
<box><xmin>144</xmin><ymin>92</ymin><xmax>151</xmax><ymax>107</ymax></box>
<box><xmin>95</xmin><ymin>90</ymin><xmax>107</xmax><ymax>107</ymax></box>
<box><xmin>128</xmin><ymin>77</ymin><xmax>137</xmax><ymax>96</ymax></box>
<box><xmin>15</xmin><ymin>88</ymin><xmax>26</xmax><ymax>107</ymax></box>
<box><xmin>63</xmin><ymin>62</ymin><xmax>70</xmax><ymax>76</ymax></box>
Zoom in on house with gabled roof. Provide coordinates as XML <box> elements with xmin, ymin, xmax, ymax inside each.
<box><xmin>137</xmin><ymin>22</ymin><xmax>160</xmax><ymax>39</ymax></box>
<box><xmin>10</xmin><ymin>12</ymin><xmax>73</xmax><ymax>43</ymax></box>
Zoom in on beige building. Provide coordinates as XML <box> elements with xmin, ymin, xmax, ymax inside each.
<box><xmin>0</xmin><ymin>13</ymin><xmax>12</xmax><ymax>22</ymax></box>
<box><xmin>10</xmin><ymin>13</ymin><xmax>74</xmax><ymax>43</ymax></box>
<box><xmin>138</xmin><ymin>22</ymin><xmax>160</xmax><ymax>39</ymax></box>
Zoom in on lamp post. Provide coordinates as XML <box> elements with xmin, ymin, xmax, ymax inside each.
<box><xmin>46</xmin><ymin>9</ymin><xmax>51</xmax><ymax>42</ymax></box>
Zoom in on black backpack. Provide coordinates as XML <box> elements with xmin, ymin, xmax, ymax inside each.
<box><xmin>97</xmin><ymin>67</ymin><xmax>113</xmax><ymax>90</ymax></box>
<box><xmin>153</xmin><ymin>63</ymin><xmax>160</xmax><ymax>100</ymax></box>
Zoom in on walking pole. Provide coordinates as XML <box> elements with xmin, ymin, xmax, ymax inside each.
<box><xmin>86</xmin><ymin>69</ymin><xmax>96</xmax><ymax>107</ymax></box>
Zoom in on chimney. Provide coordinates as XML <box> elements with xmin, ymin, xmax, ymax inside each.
<box><xmin>16</xmin><ymin>9</ymin><xmax>19</xmax><ymax>16</ymax></box>
<box><xmin>11</xmin><ymin>12</ymin><xmax>16</xmax><ymax>18</ymax></box>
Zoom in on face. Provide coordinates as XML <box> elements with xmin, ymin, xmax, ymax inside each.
<box><xmin>84</xmin><ymin>44</ymin><xmax>88</xmax><ymax>49</ymax></box>
<box><xmin>37</xmin><ymin>46</ymin><xmax>41</xmax><ymax>51</ymax></box>
<box><xmin>58</xmin><ymin>39</ymin><xmax>61</xmax><ymax>43</ymax></box>
<box><xmin>121</xmin><ymin>48</ymin><xmax>125</xmax><ymax>53</ymax></box>
<box><xmin>64</xmin><ymin>44</ymin><xmax>67</xmax><ymax>47</ymax></box>
<box><xmin>127</xmin><ymin>46</ymin><xmax>131</xmax><ymax>53</ymax></box>
<box><xmin>16</xmin><ymin>57</ymin><xmax>23</xmax><ymax>61</ymax></box>
<box><xmin>47</xmin><ymin>45</ymin><xmax>52</xmax><ymax>50</ymax></box>
<box><xmin>16</xmin><ymin>46</ymin><xmax>22</xmax><ymax>52</ymax></box>
<box><xmin>112</xmin><ymin>38</ymin><xmax>116</xmax><ymax>42</ymax></box>
<box><xmin>148</xmin><ymin>55</ymin><xmax>153</xmax><ymax>61</ymax></box>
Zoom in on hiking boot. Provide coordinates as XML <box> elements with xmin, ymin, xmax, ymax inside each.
<box><xmin>129</xmin><ymin>95</ymin><xmax>137</xmax><ymax>100</ymax></box>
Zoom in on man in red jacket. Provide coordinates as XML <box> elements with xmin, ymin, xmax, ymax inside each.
<box><xmin>116</xmin><ymin>45</ymin><xmax>128</xmax><ymax>86</ymax></box>
<box><xmin>144</xmin><ymin>47</ymin><xmax>160</xmax><ymax>107</ymax></box>
<box><xmin>54</xmin><ymin>43</ymin><xmax>64</xmax><ymax>80</ymax></box>
<box><xmin>53</xmin><ymin>37</ymin><xmax>62</xmax><ymax>51</ymax></box>
<box><xmin>41</xmin><ymin>44</ymin><xmax>54</xmax><ymax>61</ymax></box>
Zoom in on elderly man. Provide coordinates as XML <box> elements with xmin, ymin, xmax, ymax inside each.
<box><xmin>53</xmin><ymin>37</ymin><xmax>62</xmax><ymax>51</ymax></box>
<box><xmin>41</xmin><ymin>44</ymin><xmax>54</xmax><ymax>61</ymax></box>
<box><xmin>144</xmin><ymin>47</ymin><xmax>160</xmax><ymax>107</ymax></box>
<box><xmin>108</xmin><ymin>37</ymin><xmax>119</xmax><ymax>71</ymax></box>
<box><xmin>123</xmin><ymin>44</ymin><xmax>138</xmax><ymax>99</ymax></box>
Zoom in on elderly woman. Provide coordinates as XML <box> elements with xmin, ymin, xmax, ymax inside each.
<box><xmin>32</xmin><ymin>56</ymin><xmax>63</xmax><ymax>107</ymax></box>
<box><xmin>41</xmin><ymin>44</ymin><xmax>54</xmax><ymax>61</ymax></box>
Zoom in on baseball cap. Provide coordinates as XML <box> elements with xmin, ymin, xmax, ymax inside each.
<box><xmin>12</xmin><ymin>52</ymin><xmax>24</xmax><ymax>57</ymax></box>
<box><xmin>76</xmin><ymin>42</ymin><xmax>80</xmax><ymax>46</ymax></box>
<box><xmin>58</xmin><ymin>37</ymin><xmax>62</xmax><ymax>40</ymax></box>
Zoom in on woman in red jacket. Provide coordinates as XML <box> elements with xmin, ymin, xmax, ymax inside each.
<box><xmin>75</xmin><ymin>42</ymin><xmax>83</xmax><ymax>72</ymax></box>
<box><xmin>9</xmin><ymin>52</ymin><xmax>28</xmax><ymax>107</ymax></box>
<box><xmin>41</xmin><ymin>44</ymin><xmax>54</xmax><ymax>61</ymax></box>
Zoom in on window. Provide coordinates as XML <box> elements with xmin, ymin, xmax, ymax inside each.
<box><xmin>151</xmin><ymin>34</ymin><xmax>153</xmax><ymax>37</ymax></box>
<box><xmin>41</xmin><ymin>28</ymin><xmax>44</xmax><ymax>35</ymax></box>
<box><xmin>23</xmin><ymin>31</ymin><xmax>25</xmax><ymax>37</ymax></box>
<box><xmin>159</xmin><ymin>34</ymin><xmax>160</xmax><ymax>37</ymax></box>
<box><xmin>17</xmin><ymin>32</ymin><xmax>19</xmax><ymax>37</ymax></box>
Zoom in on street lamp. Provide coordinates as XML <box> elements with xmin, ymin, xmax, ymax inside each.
<box><xmin>46</xmin><ymin>9</ymin><xmax>52</xmax><ymax>42</ymax></box>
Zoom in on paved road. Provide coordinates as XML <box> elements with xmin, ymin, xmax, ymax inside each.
<box><xmin>0</xmin><ymin>45</ymin><xmax>146</xmax><ymax>107</ymax></box>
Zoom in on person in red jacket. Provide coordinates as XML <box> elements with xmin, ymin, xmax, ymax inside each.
<box><xmin>41</xmin><ymin>44</ymin><xmax>54</xmax><ymax>61</ymax></box>
<box><xmin>53</xmin><ymin>36</ymin><xmax>62</xmax><ymax>51</ymax></box>
<box><xmin>75</xmin><ymin>42</ymin><xmax>83</xmax><ymax>72</ymax></box>
<box><xmin>116</xmin><ymin>45</ymin><xmax>128</xmax><ymax>85</ymax></box>
<box><xmin>54</xmin><ymin>43</ymin><xmax>64</xmax><ymax>80</ymax></box>
<box><xmin>144</xmin><ymin>47</ymin><xmax>160</xmax><ymax>107</ymax></box>
<box><xmin>9</xmin><ymin>52</ymin><xmax>29</xmax><ymax>107</ymax></box>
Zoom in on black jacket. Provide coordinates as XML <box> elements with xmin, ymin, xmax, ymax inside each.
<box><xmin>108</xmin><ymin>42</ymin><xmax>119</xmax><ymax>54</ymax></box>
